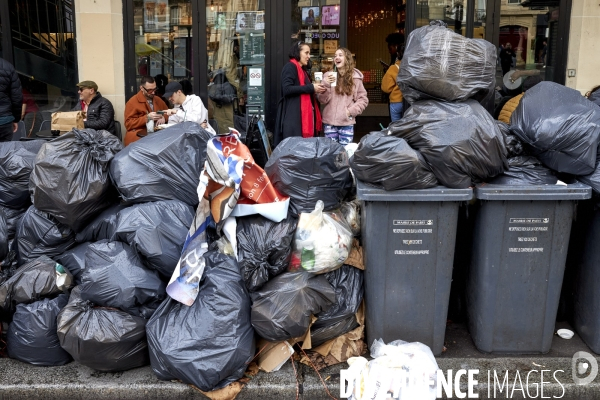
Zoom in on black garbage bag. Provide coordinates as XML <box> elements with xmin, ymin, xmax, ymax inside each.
<box><xmin>311</xmin><ymin>316</ymin><xmax>359</xmax><ymax>348</ymax></box>
<box><xmin>236</xmin><ymin>214</ymin><xmax>298</xmax><ymax>292</ymax></box>
<box><xmin>264</xmin><ymin>137</ymin><xmax>353</xmax><ymax>214</ymax></box>
<box><xmin>147</xmin><ymin>251</ymin><xmax>255</xmax><ymax>392</ymax></box>
<box><xmin>251</xmin><ymin>272</ymin><xmax>336</xmax><ymax>342</ymax></box>
<box><xmin>489</xmin><ymin>156</ymin><xmax>557</xmax><ymax>185</ymax></box>
<box><xmin>0</xmin><ymin>140</ymin><xmax>44</xmax><ymax>208</ymax></box>
<box><xmin>397</xmin><ymin>22</ymin><xmax>497</xmax><ymax>103</ymax></box>
<box><xmin>111</xmin><ymin>200</ymin><xmax>194</xmax><ymax>278</ymax></box>
<box><xmin>75</xmin><ymin>203</ymin><xmax>125</xmax><ymax>243</ymax></box>
<box><xmin>7</xmin><ymin>294</ymin><xmax>71</xmax><ymax>365</ymax></box>
<box><xmin>56</xmin><ymin>242</ymin><xmax>92</xmax><ymax>285</ymax></box>
<box><xmin>109</xmin><ymin>122</ymin><xmax>213</xmax><ymax>206</ymax></box>
<box><xmin>0</xmin><ymin>205</ymin><xmax>26</xmax><ymax>242</ymax></box>
<box><xmin>0</xmin><ymin>211</ymin><xmax>7</xmax><ymax>262</ymax></box>
<box><xmin>0</xmin><ymin>255</ymin><xmax>74</xmax><ymax>313</ymax></box>
<box><xmin>57</xmin><ymin>286</ymin><xmax>149</xmax><ymax>372</ymax></box>
<box><xmin>14</xmin><ymin>206</ymin><xmax>76</xmax><ymax>266</ymax></box>
<box><xmin>350</xmin><ymin>132</ymin><xmax>438</xmax><ymax>190</ymax></box>
<box><xmin>497</xmin><ymin>121</ymin><xmax>525</xmax><ymax>158</ymax></box>
<box><xmin>79</xmin><ymin>241</ymin><xmax>166</xmax><ymax>318</ymax></box>
<box><xmin>30</xmin><ymin>129</ymin><xmax>123</xmax><ymax>231</ymax></box>
<box><xmin>388</xmin><ymin>99</ymin><xmax>508</xmax><ymax>188</ymax></box>
<box><xmin>311</xmin><ymin>265</ymin><xmax>363</xmax><ymax>347</ymax></box>
<box><xmin>511</xmin><ymin>82</ymin><xmax>600</xmax><ymax>175</ymax></box>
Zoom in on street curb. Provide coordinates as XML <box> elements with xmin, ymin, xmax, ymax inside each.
<box><xmin>2</xmin><ymin>356</ymin><xmax>600</xmax><ymax>399</ymax></box>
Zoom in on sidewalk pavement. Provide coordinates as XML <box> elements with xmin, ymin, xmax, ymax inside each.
<box><xmin>1</xmin><ymin>322</ymin><xmax>600</xmax><ymax>400</ymax></box>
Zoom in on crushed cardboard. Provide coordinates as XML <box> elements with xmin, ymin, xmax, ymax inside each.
<box><xmin>300</xmin><ymin>302</ymin><xmax>366</xmax><ymax>371</ymax></box>
<box><xmin>195</xmin><ymin>362</ymin><xmax>259</xmax><ymax>400</ymax></box>
<box><xmin>345</xmin><ymin>240</ymin><xmax>364</xmax><ymax>270</ymax></box>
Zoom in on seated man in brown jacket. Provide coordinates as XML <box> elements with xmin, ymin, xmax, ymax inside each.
<box><xmin>124</xmin><ymin>75</ymin><xmax>169</xmax><ymax>145</ymax></box>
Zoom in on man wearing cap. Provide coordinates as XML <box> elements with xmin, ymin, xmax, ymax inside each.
<box><xmin>163</xmin><ymin>81</ymin><xmax>216</xmax><ymax>135</ymax></box>
<box><xmin>124</xmin><ymin>75</ymin><xmax>168</xmax><ymax>145</ymax></box>
<box><xmin>72</xmin><ymin>80</ymin><xmax>116</xmax><ymax>136</ymax></box>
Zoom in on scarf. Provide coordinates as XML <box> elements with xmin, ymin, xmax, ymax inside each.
<box><xmin>290</xmin><ymin>59</ymin><xmax>322</xmax><ymax>138</ymax></box>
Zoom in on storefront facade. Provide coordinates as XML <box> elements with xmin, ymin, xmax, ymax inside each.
<box><xmin>1</xmin><ymin>0</ymin><xmax>596</xmax><ymax>137</ymax></box>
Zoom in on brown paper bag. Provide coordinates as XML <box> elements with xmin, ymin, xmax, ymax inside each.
<box><xmin>51</xmin><ymin>111</ymin><xmax>85</xmax><ymax>133</ymax></box>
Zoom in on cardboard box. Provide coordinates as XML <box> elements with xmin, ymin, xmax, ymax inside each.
<box><xmin>51</xmin><ymin>111</ymin><xmax>85</xmax><ymax>132</ymax></box>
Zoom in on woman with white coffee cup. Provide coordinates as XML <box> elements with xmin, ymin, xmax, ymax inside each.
<box><xmin>274</xmin><ymin>41</ymin><xmax>326</xmax><ymax>147</ymax></box>
<box><xmin>317</xmin><ymin>47</ymin><xmax>368</xmax><ymax>145</ymax></box>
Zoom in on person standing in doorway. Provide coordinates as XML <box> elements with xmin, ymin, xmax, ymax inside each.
<box><xmin>499</xmin><ymin>43</ymin><xmax>516</xmax><ymax>76</ymax></box>
<box><xmin>381</xmin><ymin>34</ymin><xmax>405</xmax><ymax>122</ymax></box>
<box><xmin>317</xmin><ymin>48</ymin><xmax>368</xmax><ymax>145</ymax></box>
<box><xmin>0</xmin><ymin>59</ymin><xmax>23</xmax><ymax>142</ymax></box>
<box><xmin>274</xmin><ymin>41</ymin><xmax>326</xmax><ymax>147</ymax></box>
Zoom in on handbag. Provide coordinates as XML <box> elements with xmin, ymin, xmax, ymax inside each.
<box><xmin>51</xmin><ymin>111</ymin><xmax>85</xmax><ymax>133</ymax></box>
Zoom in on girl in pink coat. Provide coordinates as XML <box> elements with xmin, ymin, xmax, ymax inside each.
<box><xmin>317</xmin><ymin>48</ymin><xmax>369</xmax><ymax>145</ymax></box>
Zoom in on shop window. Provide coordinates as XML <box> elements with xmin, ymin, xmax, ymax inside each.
<box><xmin>292</xmin><ymin>1</ymin><xmax>342</xmax><ymax>81</ymax></box>
<box><xmin>133</xmin><ymin>0</ymin><xmax>193</xmax><ymax>97</ymax></box>
<box><xmin>206</xmin><ymin>0</ymin><xmax>265</xmax><ymax>133</ymax></box>
<box><xmin>416</xmin><ymin>0</ymin><xmax>467</xmax><ymax>36</ymax></box>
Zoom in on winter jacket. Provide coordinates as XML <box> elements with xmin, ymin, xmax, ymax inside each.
<box><xmin>498</xmin><ymin>93</ymin><xmax>524</xmax><ymax>124</ymax></box>
<box><xmin>381</xmin><ymin>60</ymin><xmax>403</xmax><ymax>103</ymax></box>
<box><xmin>0</xmin><ymin>59</ymin><xmax>23</xmax><ymax>124</ymax></box>
<box><xmin>124</xmin><ymin>90</ymin><xmax>169</xmax><ymax>146</ymax></box>
<box><xmin>169</xmin><ymin>94</ymin><xmax>216</xmax><ymax>135</ymax></box>
<box><xmin>72</xmin><ymin>92</ymin><xmax>116</xmax><ymax>136</ymax></box>
<box><xmin>274</xmin><ymin>62</ymin><xmax>318</xmax><ymax>147</ymax></box>
<box><xmin>317</xmin><ymin>68</ymin><xmax>368</xmax><ymax>127</ymax></box>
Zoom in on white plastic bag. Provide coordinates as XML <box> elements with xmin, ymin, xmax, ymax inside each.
<box><xmin>344</xmin><ymin>339</ymin><xmax>439</xmax><ymax>400</ymax></box>
<box><xmin>289</xmin><ymin>200</ymin><xmax>352</xmax><ymax>274</ymax></box>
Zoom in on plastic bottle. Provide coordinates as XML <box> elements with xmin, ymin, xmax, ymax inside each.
<box><xmin>146</xmin><ymin>115</ymin><xmax>154</xmax><ymax>133</ymax></box>
<box><xmin>301</xmin><ymin>245</ymin><xmax>316</xmax><ymax>271</ymax></box>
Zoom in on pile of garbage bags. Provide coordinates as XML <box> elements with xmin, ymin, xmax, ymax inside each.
<box><xmin>355</xmin><ymin>22</ymin><xmax>508</xmax><ymax>190</ymax></box>
<box><xmin>0</xmin><ymin>124</ymin><xmax>367</xmax><ymax>394</ymax></box>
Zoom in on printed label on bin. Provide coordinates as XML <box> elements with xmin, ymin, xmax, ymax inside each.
<box><xmin>393</xmin><ymin>229</ymin><xmax>433</xmax><ymax>233</ymax></box>
<box><xmin>392</xmin><ymin>219</ymin><xmax>432</xmax><ymax>255</ymax></box>
<box><xmin>393</xmin><ymin>220</ymin><xmax>433</xmax><ymax>226</ymax></box>
<box><xmin>507</xmin><ymin>216</ymin><xmax>549</xmax><ymax>254</ymax></box>
<box><xmin>509</xmin><ymin>218</ymin><xmax>550</xmax><ymax>224</ymax></box>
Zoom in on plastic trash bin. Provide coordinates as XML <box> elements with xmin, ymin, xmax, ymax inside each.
<box><xmin>356</xmin><ymin>180</ymin><xmax>473</xmax><ymax>356</ymax></box>
<box><xmin>570</xmin><ymin>196</ymin><xmax>600</xmax><ymax>354</ymax></box>
<box><xmin>467</xmin><ymin>183</ymin><xmax>591</xmax><ymax>354</ymax></box>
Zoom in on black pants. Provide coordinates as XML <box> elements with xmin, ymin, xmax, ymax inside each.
<box><xmin>0</xmin><ymin>122</ymin><xmax>13</xmax><ymax>142</ymax></box>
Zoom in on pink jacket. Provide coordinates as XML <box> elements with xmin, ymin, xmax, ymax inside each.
<box><xmin>317</xmin><ymin>68</ymin><xmax>368</xmax><ymax>126</ymax></box>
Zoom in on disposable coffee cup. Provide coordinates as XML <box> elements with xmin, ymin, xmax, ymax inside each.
<box><xmin>330</xmin><ymin>72</ymin><xmax>337</xmax><ymax>87</ymax></box>
<box><xmin>314</xmin><ymin>71</ymin><xmax>323</xmax><ymax>83</ymax></box>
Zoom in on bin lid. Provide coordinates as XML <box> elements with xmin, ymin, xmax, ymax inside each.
<box><xmin>475</xmin><ymin>183</ymin><xmax>592</xmax><ymax>201</ymax></box>
<box><xmin>356</xmin><ymin>180</ymin><xmax>473</xmax><ymax>202</ymax></box>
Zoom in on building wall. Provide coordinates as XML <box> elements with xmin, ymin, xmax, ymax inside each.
<box><xmin>566</xmin><ymin>0</ymin><xmax>600</xmax><ymax>94</ymax></box>
<box><xmin>74</xmin><ymin>0</ymin><xmax>125</xmax><ymax>125</ymax></box>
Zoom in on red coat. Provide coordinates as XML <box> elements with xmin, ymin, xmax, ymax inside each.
<box><xmin>124</xmin><ymin>91</ymin><xmax>169</xmax><ymax>145</ymax></box>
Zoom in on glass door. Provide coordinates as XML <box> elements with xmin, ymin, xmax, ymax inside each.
<box><xmin>132</xmin><ymin>0</ymin><xmax>194</xmax><ymax>99</ymax></box>
<box><xmin>206</xmin><ymin>0</ymin><xmax>266</xmax><ymax>132</ymax></box>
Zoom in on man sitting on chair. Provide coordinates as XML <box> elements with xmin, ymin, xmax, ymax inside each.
<box><xmin>73</xmin><ymin>80</ymin><xmax>116</xmax><ymax>136</ymax></box>
<box><xmin>163</xmin><ymin>81</ymin><xmax>216</xmax><ymax>135</ymax></box>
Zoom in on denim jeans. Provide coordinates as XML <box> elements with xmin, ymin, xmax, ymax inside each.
<box><xmin>390</xmin><ymin>102</ymin><xmax>404</xmax><ymax>122</ymax></box>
